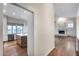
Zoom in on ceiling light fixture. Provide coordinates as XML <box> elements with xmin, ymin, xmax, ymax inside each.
<box><xmin>24</xmin><ymin>11</ymin><xmax>26</xmax><ymax>13</ymax></box>
<box><xmin>3</xmin><ymin>9</ymin><xmax>6</xmax><ymax>13</ymax></box>
<box><xmin>57</xmin><ymin>17</ymin><xmax>66</xmax><ymax>23</ymax></box>
<box><xmin>13</xmin><ymin>12</ymin><xmax>16</xmax><ymax>15</ymax></box>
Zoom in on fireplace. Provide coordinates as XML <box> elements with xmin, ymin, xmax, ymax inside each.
<box><xmin>59</xmin><ymin>30</ymin><xmax>65</xmax><ymax>34</ymax></box>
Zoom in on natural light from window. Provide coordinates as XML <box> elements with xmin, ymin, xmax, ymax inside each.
<box><xmin>8</xmin><ymin>25</ymin><xmax>23</xmax><ymax>34</ymax></box>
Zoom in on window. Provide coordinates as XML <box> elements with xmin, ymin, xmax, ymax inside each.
<box><xmin>8</xmin><ymin>25</ymin><xmax>13</xmax><ymax>34</ymax></box>
<box><xmin>13</xmin><ymin>26</ymin><xmax>17</xmax><ymax>34</ymax></box>
<box><xmin>68</xmin><ymin>22</ymin><xmax>73</xmax><ymax>28</ymax></box>
<box><xmin>8</xmin><ymin>25</ymin><xmax>23</xmax><ymax>34</ymax></box>
<box><xmin>17</xmin><ymin>26</ymin><xmax>23</xmax><ymax>34</ymax></box>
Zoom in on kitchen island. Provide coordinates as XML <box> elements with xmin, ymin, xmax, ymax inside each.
<box><xmin>16</xmin><ymin>34</ymin><xmax>27</xmax><ymax>48</ymax></box>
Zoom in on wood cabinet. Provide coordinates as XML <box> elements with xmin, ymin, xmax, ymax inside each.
<box><xmin>8</xmin><ymin>34</ymin><xmax>14</xmax><ymax>41</ymax></box>
<box><xmin>16</xmin><ymin>34</ymin><xmax>27</xmax><ymax>48</ymax></box>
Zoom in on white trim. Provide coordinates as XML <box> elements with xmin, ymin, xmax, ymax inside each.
<box><xmin>77</xmin><ymin>8</ymin><xmax>79</xmax><ymax>16</ymax></box>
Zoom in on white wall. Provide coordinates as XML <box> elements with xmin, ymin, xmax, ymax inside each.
<box><xmin>37</xmin><ymin>4</ymin><xmax>55</xmax><ymax>56</ymax></box>
<box><xmin>18</xmin><ymin>3</ymin><xmax>55</xmax><ymax>56</ymax></box>
<box><xmin>77</xmin><ymin>8</ymin><xmax>79</xmax><ymax>39</ymax></box>
<box><xmin>77</xmin><ymin>8</ymin><xmax>79</xmax><ymax>16</ymax></box>
<box><xmin>7</xmin><ymin>16</ymin><xmax>24</xmax><ymax>25</ymax></box>
<box><xmin>3</xmin><ymin>16</ymin><xmax>8</xmax><ymax>41</ymax></box>
<box><xmin>76</xmin><ymin>8</ymin><xmax>79</xmax><ymax>51</ymax></box>
<box><xmin>0</xmin><ymin>4</ymin><xmax>3</xmax><ymax>56</ymax></box>
<box><xmin>76</xmin><ymin>16</ymin><xmax>79</xmax><ymax>51</ymax></box>
<box><xmin>27</xmin><ymin>12</ymin><xmax>34</xmax><ymax>55</ymax></box>
<box><xmin>23</xmin><ymin>22</ymin><xmax>28</xmax><ymax>34</ymax></box>
<box><xmin>77</xmin><ymin>17</ymin><xmax>79</xmax><ymax>39</ymax></box>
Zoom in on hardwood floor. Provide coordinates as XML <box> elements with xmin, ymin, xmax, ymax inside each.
<box><xmin>3</xmin><ymin>41</ymin><xmax>27</xmax><ymax>56</ymax></box>
<box><xmin>48</xmin><ymin>48</ymin><xmax>65</xmax><ymax>56</ymax></box>
<box><xmin>48</xmin><ymin>36</ymin><xmax>76</xmax><ymax>56</ymax></box>
<box><xmin>48</xmin><ymin>48</ymin><xmax>77</xmax><ymax>56</ymax></box>
<box><xmin>3</xmin><ymin>36</ymin><xmax>78</xmax><ymax>56</ymax></box>
<box><xmin>76</xmin><ymin>51</ymin><xmax>79</xmax><ymax>56</ymax></box>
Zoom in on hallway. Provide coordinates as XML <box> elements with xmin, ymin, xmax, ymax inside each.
<box><xmin>48</xmin><ymin>36</ymin><xmax>76</xmax><ymax>56</ymax></box>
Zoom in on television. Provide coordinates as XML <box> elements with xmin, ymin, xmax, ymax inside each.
<box><xmin>59</xmin><ymin>30</ymin><xmax>65</xmax><ymax>34</ymax></box>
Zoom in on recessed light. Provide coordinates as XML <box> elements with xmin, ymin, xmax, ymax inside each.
<box><xmin>3</xmin><ymin>9</ymin><xmax>6</xmax><ymax>13</ymax></box>
<box><xmin>57</xmin><ymin>17</ymin><xmax>67</xmax><ymax>24</ymax></box>
<box><xmin>13</xmin><ymin>12</ymin><xmax>16</xmax><ymax>15</ymax></box>
<box><xmin>3</xmin><ymin>3</ymin><xmax>7</xmax><ymax>6</ymax></box>
<box><xmin>24</xmin><ymin>11</ymin><xmax>26</xmax><ymax>13</ymax></box>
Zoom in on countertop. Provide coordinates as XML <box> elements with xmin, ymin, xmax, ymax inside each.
<box><xmin>17</xmin><ymin>34</ymin><xmax>27</xmax><ymax>36</ymax></box>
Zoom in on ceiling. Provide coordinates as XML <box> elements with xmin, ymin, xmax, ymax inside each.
<box><xmin>54</xmin><ymin>3</ymin><xmax>79</xmax><ymax>17</ymax></box>
<box><xmin>17</xmin><ymin>3</ymin><xmax>79</xmax><ymax>18</ymax></box>
<box><xmin>3</xmin><ymin>3</ymin><xmax>31</xmax><ymax>20</ymax></box>
<box><xmin>3</xmin><ymin>3</ymin><xmax>79</xmax><ymax>20</ymax></box>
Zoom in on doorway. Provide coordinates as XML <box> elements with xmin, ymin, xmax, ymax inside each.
<box><xmin>55</xmin><ymin>17</ymin><xmax>76</xmax><ymax>56</ymax></box>
<box><xmin>3</xmin><ymin>3</ymin><xmax>34</xmax><ymax>56</ymax></box>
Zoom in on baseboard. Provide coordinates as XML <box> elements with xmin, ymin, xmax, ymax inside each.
<box><xmin>44</xmin><ymin>48</ymin><xmax>55</xmax><ymax>56</ymax></box>
<box><xmin>3</xmin><ymin>41</ymin><xmax>8</xmax><ymax>43</ymax></box>
<box><xmin>3</xmin><ymin>39</ymin><xmax>16</xmax><ymax>43</ymax></box>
